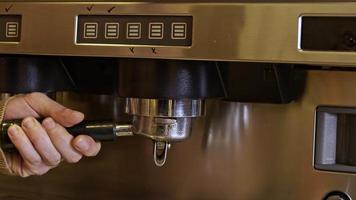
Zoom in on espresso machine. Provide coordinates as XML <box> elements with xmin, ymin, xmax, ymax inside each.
<box><xmin>1</xmin><ymin>1</ymin><xmax>356</xmax><ymax>200</ymax></box>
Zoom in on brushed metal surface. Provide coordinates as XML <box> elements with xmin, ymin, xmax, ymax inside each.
<box><xmin>126</xmin><ymin>98</ymin><xmax>205</xmax><ymax>117</ymax></box>
<box><xmin>132</xmin><ymin>116</ymin><xmax>192</xmax><ymax>142</ymax></box>
<box><xmin>3</xmin><ymin>0</ymin><xmax>356</xmax><ymax>2</ymax></box>
<box><xmin>0</xmin><ymin>70</ymin><xmax>355</xmax><ymax>199</ymax></box>
<box><xmin>4</xmin><ymin>2</ymin><xmax>356</xmax><ymax>65</ymax></box>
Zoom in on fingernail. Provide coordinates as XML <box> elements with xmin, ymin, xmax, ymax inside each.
<box><xmin>75</xmin><ymin>138</ymin><xmax>89</xmax><ymax>151</ymax></box>
<box><xmin>63</xmin><ymin>109</ymin><xmax>84</xmax><ymax>119</ymax></box>
<box><xmin>43</xmin><ymin>118</ymin><xmax>55</xmax><ymax>129</ymax></box>
<box><xmin>8</xmin><ymin>125</ymin><xmax>18</xmax><ymax>137</ymax></box>
<box><xmin>73</xmin><ymin>111</ymin><xmax>84</xmax><ymax>119</ymax></box>
<box><xmin>23</xmin><ymin>118</ymin><xmax>36</xmax><ymax>129</ymax></box>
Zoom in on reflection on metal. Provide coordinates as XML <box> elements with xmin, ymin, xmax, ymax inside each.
<box><xmin>5</xmin><ymin>2</ymin><xmax>356</xmax><ymax>65</ymax></box>
<box><xmin>203</xmin><ymin>102</ymin><xmax>250</xmax><ymax>149</ymax></box>
<box><xmin>114</xmin><ymin>124</ymin><xmax>134</xmax><ymax>137</ymax></box>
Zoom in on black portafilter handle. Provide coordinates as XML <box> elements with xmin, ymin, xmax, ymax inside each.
<box><xmin>0</xmin><ymin>120</ymin><xmax>117</xmax><ymax>151</ymax></box>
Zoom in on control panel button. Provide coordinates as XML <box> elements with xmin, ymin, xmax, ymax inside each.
<box><xmin>171</xmin><ymin>22</ymin><xmax>187</xmax><ymax>39</ymax></box>
<box><xmin>105</xmin><ymin>23</ymin><xmax>119</xmax><ymax>39</ymax></box>
<box><xmin>0</xmin><ymin>15</ymin><xmax>21</xmax><ymax>42</ymax></box>
<box><xmin>77</xmin><ymin>15</ymin><xmax>192</xmax><ymax>46</ymax></box>
<box><xmin>149</xmin><ymin>22</ymin><xmax>164</xmax><ymax>39</ymax></box>
<box><xmin>84</xmin><ymin>22</ymin><xmax>98</xmax><ymax>39</ymax></box>
<box><xmin>6</xmin><ymin>22</ymin><xmax>19</xmax><ymax>38</ymax></box>
<box><xmin>127</xmin><ymin>23</ymin><xmax>141</xmax><ymax>39</ymax></box>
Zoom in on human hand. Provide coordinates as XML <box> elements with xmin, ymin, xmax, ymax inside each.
<box><xmin>3</xmin><ymin>93</ymin><xmax>101</xmax><ymax>177</ymax></box>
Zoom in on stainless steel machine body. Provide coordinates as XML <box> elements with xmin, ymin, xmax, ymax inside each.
<box><xmin>1</xmin><ymin>1</ymin><xmax>356</xmax><ymax>200</ymax></box>
<box><xmin>2</xmin><ymin>1</ymin><xmax>356</xmax><ymax>66</ymax></box>
<box><xmin>0</xmin><ymin>71</ymin><xmax>355</xmax><ymax>200</ymax></box>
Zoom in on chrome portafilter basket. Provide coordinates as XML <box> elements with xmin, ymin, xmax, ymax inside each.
<box><xmin>126</xmin><ymin>98</ymin><xmax>205</xmax><ymax>166</ymax></box>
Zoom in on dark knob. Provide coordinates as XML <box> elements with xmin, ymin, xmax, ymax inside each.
<box><xmin>323</xmin><ymin>191</ymin><xmax>351</xmax><ymax>200</ymax></box>
<box><xmin>343</xmin><ymin>31</ymin><xmax>356</xmax><ymax>49</ymax></box>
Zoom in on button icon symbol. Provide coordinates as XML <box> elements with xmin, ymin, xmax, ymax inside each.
<box><xmin>83</xmin><ymin>22</ymin><xmax>98</xmax><ymax>39</ymax></box>
<box><xmin>149</xmin><ymin>23</ymin><xmax>164</xmax><ymax>39</ymax></box>
<box><xmin>127</xmin><ymin>23</ymin><xmax>141</xmax><ymax>39</ymax></box>
<box><xmin>6</xmin><ymin>22</ymin><xmax>19</xmax><ymax>38</ymax></box>
<box><xmin>105</xmin><ymin>23</ymin><xmax>119</xmax><ymax>39</ymax></box>
<box><xmin>171</xmin><ymin>22</ymin><xmax>187</xmax><ymax>39</ymax></box>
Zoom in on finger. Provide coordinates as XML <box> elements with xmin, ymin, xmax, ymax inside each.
<box><xmin>4</xmin><ymin>95</ymin><xmax>40</xmax><ymax>120</ymax></box>
<box><xmin>24</xmin><ymin>92</ymin><xmax>84</xmax><ymax>127</ymax></box>
<box><xmin>7</xmin><ymin>125</ymin><xmax>42</xmax><ymax>167</ymax></box>
<box><xmin>73</xmin><ymin>135</ymin><xmax>101</xmax><ymax>157</ymax></box>
<box><xmin>21</xmin><ymin>117</ymin><xmax>61</xmax><ymax>166</ymax></box>
<box><xmin>42</xmin><ymin>118</ymin><xmax>83</xmax><ymax>163</ymax></box>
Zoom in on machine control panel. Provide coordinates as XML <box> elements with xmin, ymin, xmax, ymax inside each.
<box><xmin>0</xmin><ymin>15</ymin><xmax>21</xmax><ymax>43</ymax></box>
<box><xmin>76</xmin><ymin>15</ymin><xmax>192</xmax><ymax>46</ymax></box>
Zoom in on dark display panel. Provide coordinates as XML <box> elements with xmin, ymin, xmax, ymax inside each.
<box><xmin>301</xmin><ymin>16</ymin><xmax>356</xmax><ymax>52</ymax></box>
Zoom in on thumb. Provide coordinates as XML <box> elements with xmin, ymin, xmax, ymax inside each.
<box><xmin>24</xmin><ymin>93</ymin><xmax>84</xmax><ymax>127</ymax></box>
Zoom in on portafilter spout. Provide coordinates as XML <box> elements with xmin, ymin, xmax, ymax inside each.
<box><xmin>125</xmin><ymin>98</ymin><xmax>205</xmax><ymax>167</ymax></box>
